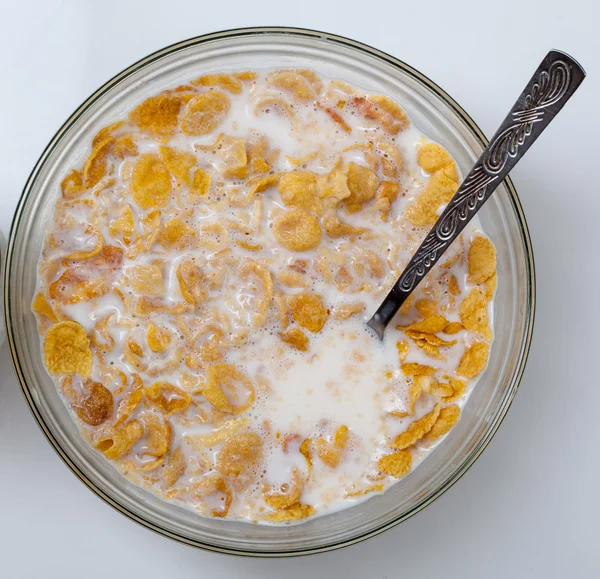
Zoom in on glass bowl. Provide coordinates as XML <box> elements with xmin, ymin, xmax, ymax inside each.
<box><xmin>4</xmin><ymin>27</ymin><xmax>535</xmax><ymax>557</ymax></box>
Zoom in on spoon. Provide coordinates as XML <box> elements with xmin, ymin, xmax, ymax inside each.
<box><xmin>367</xmin><ymin>49</ymin><xmax>585</xmax><ymax>340</ymax></box>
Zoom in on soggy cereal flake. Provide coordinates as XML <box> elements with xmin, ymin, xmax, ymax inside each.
<box><xmin>391</xmin><ymin>403</ymin><xmax>440</xmax><ymax>449</ymax></box>
<box><xmin>417</xmin><ymin>143</ymin><xmax>454</xmax><ymax>173</ymax></box>
<box><xmin>44</xmin><ymin>321</ymin><xmax>92</xmax><ymax>377</ymax></box>
<box><xmin>405</xmin><ymin>330</ymin><xmax>456</xmax><ymax>347</ymax></box>
<box><xmin>266</xmin><ymin>502</ymin><xmax>315</xmax><ymax>522</ymax></box>
<box><xmin>444</xmin><ymin>321</ymin><xmax>462</xmax><ymax>334</ymax></box>
<box><xmin>144</xmin><ymin>382</ymin><xmax>191</xmax><ymax>415</ymax></box>
<box><xmin>74</xmin><ymin>380</ymin><xmax>113</xmax><ymax>426</ymax></box>
<box><xmin>96</xmin><ymin>420</ymin><xmax>144</xmax><ymax>459</ymax></box>
<box><xmin>113</xmin><ymin>134</ymin><xmax>138</xmax><ymax>159</ymax></box>
<box><xmin>332</xmin><ymin>302</ymin><xmax>365</xmax><ymax>320</ymax></box>
<box><xmin>92</xmin><ymin>121</ymin><xmax>124</xmax><ymax>147</ymax></box>
<box><xmin>400</xmin><ymin>363</ymin><xmax>436</xmax><ymax>376</ymax></box>
<box><xmin>181</xmin><ymin>91</ymin><xmax>230</xmax><ymax>135</ymax></box>
<box><xmin>280</xmin><ymin>327</ymin><xmax>309</xmax><ymax>352</ymax></box>
<box><xmin>83</xmin><ymin>136</ymin><xmax>114</xmax><ymax>188</ymax></box>
<box><xmin>396</xmin><ymin>340</ymin><xmax>409</xmax><ymax>363</ymax></box>
<box><xmin>239</xmin><ymin>260</ymin><xmax>274</xmax><ymax>327</ymax></box>
<box><xmin>61</xmin><ymin>169</ymin><xmax>84</xmax><ymax>199</ymax></box>
<box><xmin>217</xmin><ymin>134</ymin><xmax>248</xmax><ymax>179</ymax></box>
<box><xmin>267</xmin><ymin>69</ymin><xmax>321</xmax><ymax>101</ymax></box>
<box><xmin>188</xmin><ymin>418</ymin><xmax>249</xmax><ymax>448</ymax></box>
<box><xmin>456</xmin><ymin>342</ymin><xmax>489</xmax><ymax>378</ymax></box>
<box><xmin>315</xmin><ymin>166</ymin><xmax>352</xmax><ymax>209</ymax></box>
<box><xmin>417</xmin><ymin>375</ymin><xmax>453</xmax><ymax>397</ymax></box>
<box><xmin>459</xmin><ymin>287</ymin><xmax>492</xmax><ymax>340</ymax></box>
<box><xmin>235</xmin><ymin>71</ymin><xmax>258</xmax><ymax>81</ymax></box>
<box><xmin>343</xmin><ymin>162</ymin><xmax>378</xmax><ymax>213</ymax></box>
<box><xmin>130</xmin><ymin>93</ymin><xmax>182</xmax><ymax>136</ymax></box>
<box><xmin>147</xmin><ymin>321</ymin><xmax>172</xmax><ymax>352</ymax></box>
<box><xmin>413</xmin><ymin>339</ymin><xmax>444</xmax><ymax>360</ymax></box>
<box><xmin>159</xmin><ymin>218</ymin><xmax>192</xmax><ymax>248</ymax></box>
<box><xmin>484</xmin><ymin>272</ymin><xmax>497</xmax><ymax>301</ymax></box>
<box><xmin>400</xmin><ymin>315</ymin><xmax>448</xmax><ymax>334</ymax></box>
<box><xmin>264</xmin><ymin>468</ymin><xmax>304</xmax><ymax>510</ymax></box>
<box><xmin>345</xmin><ymin>484</ymin><xmax>384</xmax><ymax>497</ymax></box>
<box><xmin>177</xmin><ymin>260</ymin><xmax>207</xmax><ymax>305</ymax></box>
<box><xmin>442</xmin><ymin>378</ymin><xmax>467</xmax><ymax>402</ymax></box>
<box><xmin>468</xmin><ymin>236</ymin><xmax>497</xmax><ymax>284</ymax></box>
<box><xmin>159</xmin><ymin>145</ymin><xmax>196</xmax><ymax>184</ymax></box>
<box><xmin>109</xmin><ymin>205</ymin><xmax>135</xmax><ymax>246</ymax></box>
<box><xmin>204</xmin><ymin>364</ymin><xmax>255</xmax><ymax>414</ymax></box>
<box><xmin>191</xmin><ymin>73</ymin><xmax>243</xmax><ymax>94</ymax></box>
<box><xmin>406</xmin><ymin>166</ymin><xmax>459</xmax><ymax>226</ymax></box>
<box><xmin>190</xmin><ymin>167</ymin><xmax>211</xmax><ymax>195</ymax></box>
<box><xmin>378</xmin><ymin>450</ymin><xmax>412</xmax><ymax>478</ymax></box>
<box><xmin>278</xmin><ymin>171</ymin><xmax>319</xmax><ymax>212</ymax></box>
<box><xmin>427</xmin><ymin>404</ymin><xmax>460</xmax><ymax>440</ymax></box>
<box><xmin>448</xmin><ymin>274</ymin><xmax>460</xmax><ymax>296</ymax></box>
<box><xmin>273</xmin><ymin>208</ymin><xmax>322</xmax><ymax>252</ymax></box>
<box><xmin>247</xmin><ymin>174</ymin><xmax>279</xmax><ymax>201</ymax></box>
<box><xmin>288</xmin><ymin>292</ymin><xmax>329</xmax><ymax>333</ymax></box>
<box><xmin>127</xmin><ymin>265</ymin><xmax>165</xmax><ymax>295</ymax></box>
<box><xmin>194</xmin><ymin>476</ymin><xmax>233</xmax><ymax>518</ymax></box>
<box><xmin>131</xmin><ymin>153</ymin><xmax>172</xmax><ymax>209</ymax></box>
<box><xmin>161</xmin><ymin>447</ymin><xmax>186</xmax><ymax>487</ymax></box>
<box><xmin>32</xmin><ymin>293</ymin><xmax>57</xmax><ymax>322</ymax></box>
<box><xmin>142</xmin><ymin>413</ymin><xmax>173</xmax><ymax>457</ymax></box>
<box><xmin>114</xmin><ymin>380</ymin><xmax>143</xmax><ymax>428</ymax></box>
<box><xmin>415</xmin><ymin>299</ymin><xmax>437</xmax><ymax>318</ymax></box>
<box><xmin>317</xmin><ymin>102</ymin><xmax>351</xmax><ymax>133</ymax></box>
<box><xmin>322</xmin><ymin>212</ymin><xmax>367</xmax><ymax>238</ymax></box>
<box><xmin>353</xmin><ymin>94</ymin><xmax>409</xmax><ymax>134</ymax></box>
<box><xmin>216</xmin><ymin>432</ymin><xmax>263</xmax><ymax>476</ymax></box>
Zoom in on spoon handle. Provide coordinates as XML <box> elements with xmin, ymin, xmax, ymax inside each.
<box><xmin>368</xmin><ymin>50</ymin><xmax>585</xmax><ymax>339</ymax></box>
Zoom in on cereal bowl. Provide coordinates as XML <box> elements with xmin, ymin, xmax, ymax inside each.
<box><xmin>4</xmin><ymin>27</ymin><xmax>534</xmax><ymax>556</ymax></box>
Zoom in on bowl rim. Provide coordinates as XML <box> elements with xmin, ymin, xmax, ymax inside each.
<box><xmin>4</xmin><ymin>26</ymin><xmax>536</xmax><ymax>557</ymax></box>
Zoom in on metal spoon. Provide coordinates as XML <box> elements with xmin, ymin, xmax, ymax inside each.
<box><xmin>367</xmin><ymin>49</ymin><xmax>585</xmax><ymax>339</ymax></box>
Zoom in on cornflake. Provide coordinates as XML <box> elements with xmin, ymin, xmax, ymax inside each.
<box><xmin>378</xmin><ymin>450</ymin><xmax>412</xmax><ymax>478</ymax></box>
<box><xmin>44</xmin><ymin>321</ymin><xmax>93</xmax><ymax>377</ymax></box>
<box><xmin>456</xmin><ymin>342</ymin><xmax>490</xmax><ymax>378</ymax></box>
<box><xmin>288</xmin><ymin>292</ymin><xmax>329</xmax><ymax>333</ymax></box>
<box><xmin>273</xmin><ymin>208</ymin><xmax>322</xmax><ymax>252</ymax></box>
<box><xmin>391</xmin><ymin>404</ymin><xmax>440</xmax><ymax>449</ymax></box>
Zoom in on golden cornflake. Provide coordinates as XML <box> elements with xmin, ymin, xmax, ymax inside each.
<box><xmin>204</xmin><ymin>363</ymin><xmax>255</xmax><ymax>414</ymax></box>
<box><xmin>147</xmin><ymin>321</ymin><xmax>172</xmax><ymax>352</ymax></box>
<box><xmin>264</xmin><ymin>468</ymin><xmax>304</xmax><ymax>510</ymax></box>
<box><xmin>343</xmin><ymin>162</ymin><xmax>378</xmax><ymax>213</ymax></box>
<box><xmin>456</xmin><ymin>342</ymin><xmax>490</xmax><ymax>378</ymax></box>
<box><xmin>427</xmin><ymin>404</ymin><xmax>460</xmax><ymax>440</ymax></box>
<box><xmin>278</xmin><ymin>170</ymin><xmax>319</xmax><ymax>212</ymax></box>
<box><xmin>144</xmin><ymin>382</ymin><xmax>191</xmax><ymax>415</ymax></box>
<box><xmin>181</xmin><ymin>91</ymin><xmax>230</xmax><ymax>135</ymax></box>
<box><xmin>396</xmin><ymin>340</ymin><xmax>409</xmax><ymax>363</ymax></box>
<box><xmin>191</xmin><ymin>73</ymin><xmax>243</xmax><ymax>94</ymax></box>
<box><xmin>129</xmin><ymin>93</ymin><xmax>182</xmax><ymax>136</ymax></box>
<box><xmin>131</xmin><ymin>153</ymin><xmax>172</xmax><ymax>209</ymax></box>
<box><xmin>468</xmin><ymin>236</ymin><xmax>497</xmax><ymax>284</ymax></box>
<box><xmin>273</xmin><ymin>208</ymin><xmax>322</xmax><ymax>252</ymax></box>
<box><xmin>399</xmin><ymin>315</ymin><xmax>448</xmax><ymax>334</ymax></box>
<box><xmin>44</xmin><ymin>321</ymin><xmax>93</xmax><ymax>377</ymax></box>
<box><xmin>378</xmin><ymin>450</ymin><xmax>412</xmax><ymax>478</ymax></box>
<box><xmin>96</xmin><ymin>420</ymin><xmax>144</xmax><ymax>459</ymax></box>
<box><xmin>417</xmin><ymin>143</ymin><xmax>454</xmax><ymax>173</ymax></box>
<box><xmin>459</xmin><ymin>287</ymin><xmax>492</xmax><ymax>340</ymax></box>
<box><xmin>266</xmin><ymin>502</ymin><xmax>315</xmax><ymax>522</ymax></box>
<box><xmin>216</xmin><ymin>431</ymin><xmax>263</xmax><ymax>476</ymax></box>
<box><xmin>322</xmin><ymin>212</ymin><xmax>367</xmax><ymax>238</ymax></box>
<box><xmin>32</xmin><ymin>293</ymin><xmax>57</xmax><ymax>322</ymax></box>
<box><xmin>288</xmin><ymin>292</ymin><xmax>329</xmax><ymax>333</ymax></box>
<box><xmin>280</xmin><ymin>327</ymin><xmax>309</xmax><ymax>352</ymax></box>
<box><xmin>401</xmin><ymin>363</ymin><xmax>436</xmax><ymax>376</ymax></box>
<box><xmin>390</xmin><ymin>403</ymin><xmax>440</xmax><ymax>449</ymax></box>
<box><xmin>127</xmin><ymin>265</ymin><xmax>165</xmax><ymax>295</ymax></box>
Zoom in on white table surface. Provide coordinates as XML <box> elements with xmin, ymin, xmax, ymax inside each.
<box><xmin>1</xmin><ymin>0</ymin><xmax>599</xmax><ymax>576</ymax></box>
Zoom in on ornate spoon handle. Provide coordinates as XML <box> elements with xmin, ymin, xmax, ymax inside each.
<box><xmin>368</xmin><ymin>50</ymin><xmax>585</xmax><ymax>339</ymax></box>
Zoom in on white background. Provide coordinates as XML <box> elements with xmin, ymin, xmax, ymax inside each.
<box><xmin>1</xmin><ymin>0</ymin><xmax>598</xmax><ymax>576</ymax></box>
